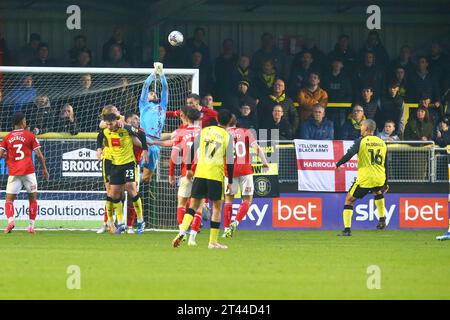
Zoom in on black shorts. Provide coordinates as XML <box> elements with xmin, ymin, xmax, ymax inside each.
<box><xmin>109</xmin><ymin>162</ymin><xmax>137</xmax><ymax>185</ymax></box>
<box><xmin>349</xmin><ymin>183</ymin><xmax>385</xmax><ymax>199</ymax></box>
<box><xmin>191</xmin><ymin>177</ymin><xmax>223</xmax><ymax>201</ymax></box>
<box><xmin>102</xmin><ymin>158</ymin><xmax>112</xmax><ymax>184</ymax></box>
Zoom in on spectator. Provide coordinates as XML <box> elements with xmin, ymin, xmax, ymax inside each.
<box><xmin>252</xmin><ymin>33</ymin><xmax>286</xmax><ymax>78</ymax></box>
<box><xmin>434</xmin><ymin>117</ymin><xmax>450</xmax><ymax>147</ymax></box>
<box><xmin>355</xmin><ymin>86</ymin><xmax>379</xmax><ymax>121</ymax></box>
<box><xmin>258</xmin><ymin>79</ymin><xmax>298</xmax><ymax>132</ymax></box>
<box><xmin>202</xmin><ymin>93</ymin><xmax>214</xmax><ymax>109</ymax></box>
<box><xmin>55</xmin><ymin>103</ymin><xmax>78</xmax><ymax>135</ymax></box>
<box><xmin>403</xmin><ymin>106</ymin><xmax>433</xmax><ymax>141</ymax></box>
<box><xmin>214</xmin><ymin>39</ymin><xmax>238</xmax><ymax>101</ymax></box>
<box><xmin>73</xmin><ymin>48</ymin><xmax>92</xmax><ymax>67</ymax></box>
<box><xmin>17</xmin><ymin>33</ymin><xmax>41</xmax><ymax>66</ymax></box>
<box><xmin>322</xmin><ymin>58</ymin><xmax>353</xmax><ymax>103</ymax></box>
<box><xmin>428</xmin><ymin>42</ymin><xmax>449</xmax><ymax>89</ymax></box>
<box><xmin>353</xmin><ymin>51</ymin><xmax>385</xmax><ymax>99</ymax></box>
<box><xmin>253</xmin><ymin>59</ymin><xmax>280</xmax><ymax>100</ymax></box>
<box><xmin>339</xmin><ymin>104</ymin><xmax>365</xmax><ymax>140</ymax></box>
<box><xmin>237</xmin><ymin>104</ymin><xmax>257</xmax><ymax>130</ymax></box>
<box><xmin>231</xmin><ymin>55</ymin><xmax>256</xmax><ymax>97</ymax></box>
<box><xmin>359</xmin><ymin>30</ymin><xmax>390</xmax><ymax>68</ymax></box>
<box><xmin>25</xmin><ymin>95</ymin><xmax>55</xmax><ymax>135</ymax></box>
<box><xmin>418</xmin><ymin>92</ymin><xmax>443</xmax><ymax>127</ymax></box>
<box><xmin>298</xmin><ymin>104</ymin><xmax>334</xmax><ymax>140</ymax></box>
<box><xmin>30</xmin><ymin>43</ymin><xmax>58</xmax><ymax>66</ymax></box>
<box><xmin>191</xmin><ymin>51</ymin><xmax>213</xmax><ymax>96</ymax></box>
<box><xmin>392</xmin><ymin>66</ymin><xmax>408</xmax><ymax>99</ymax></box>
<box><xmin>297</xmin><ymin>72</ymin><xmax>328</xmax><ymax>122</ymax></box>
<box><xmin>113</xmin><ymin>77</ymin><xmax>137</xmax><ymax>116</ymax></box>
<box><xmin>377</xmin><ymin>120</ymin><xmax>400</xmax><ymax>142</ymax></box>
<box><xmin>80</xmin><ymin>74</ymin><xmax>93</xmax><ymax>93</ymax></box>
<box><xmin>102</xmin><ymin>26</ymin><xmax>132</xmax><ymax>65</ymax></box>
<box><xmin>185</xmin><ymin>27</ymin><xmax>211</xmax><ymax>65</ymax></box>
<box><xmin>321</xmin><ymin>58</ymin><xmax>353</xmax><ymax>128</ymax></box>
<box><xmin>262</xmin><ymin>105</ymin><xmax>293</xmax><ymax>140</ymax></box>
<box><xmin>328</xmin><ymin>34</ymin><xmax>357</xmax><ymax>74</ymax></box>
<box><xmin>0</xmin><ymin>33</ymin><xmax>11</xmax><ymax>65</ymax></box>
<box><xmin>68</xmin><ymin>35</ymin><xmax>91</xmax><ymax>66</ymax></box>
<box><xmin>288</xmin><ymin>50</ymin><xmax>317</xmax><ymax>98</ymax></box>
<box><xmin>222</xmin><ymin>80</ymin><xmax>257</xmax><ymax>124</ymax></box>
<box><xmin>302</xmin><ymin>38</ymin><xmax>327</xmax><ymax>74</ymax></box>
<box><xmin>142</xmin><ymin>45</ymin><xmax>170</xmax><ymax>67</ymax></box>
<box><xmin>103</xmin><ymin>44</ymin><xmax>130</xmax><ymax>68</ymax></box>
<box><xmin>407</xmin><ymin>56</ymin><xmax>441</xmax><ymax>106</ymax></box>
<box><xmin>378</xmin><ymin>81</ymin><xmax>405</xmax><ymax>134</ymax></box>
<box><xmin>389</xmin><ymin>45</ymin><xmax>415</xmax><ymax>77</ymax></box>
<box><xmin>3</xmin><ymin>75</ymin><xmax>37</xmax><ymax>113</ymax></box>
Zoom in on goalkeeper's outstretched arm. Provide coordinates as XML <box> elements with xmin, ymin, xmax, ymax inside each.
<box><xmin>139</xmin><ymin>73</ymin><xmax>156</xmax><ymax>112</ymax></box>
<box><xmin>160</xmin><ymin>73</ymin><xmax>168</xmax><ymax>111</ymax></box>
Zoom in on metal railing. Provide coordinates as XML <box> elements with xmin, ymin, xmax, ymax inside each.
<box><xmin>270</xmin><ymin>140</ymin><xmax>448</xmax><ymax>184</ymax></box>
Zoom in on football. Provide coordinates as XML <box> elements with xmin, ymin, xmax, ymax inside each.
<box><xmin>168</xmin><ymin>30</ymin><xmax>184</xmax><ymax>46</ymax></box>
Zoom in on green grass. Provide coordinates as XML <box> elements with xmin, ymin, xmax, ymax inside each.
<box><xmin>0</xmin><ymin>230</ymin><xmax>449</xmax><ymax>300</ymax></box>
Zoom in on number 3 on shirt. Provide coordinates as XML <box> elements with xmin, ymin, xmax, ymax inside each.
<box><xmin>13</xmin><ymin>143</ymin><xmax>25</xmax><ymax>160</ymax></box>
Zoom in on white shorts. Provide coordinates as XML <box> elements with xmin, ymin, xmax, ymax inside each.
<box><xmin>6</xmin><ymin>173</ymin><xmax>38</xmax><ymax>194</ymax></box>
<box><xmin>177</xmin><ymin>176</ymin><xmax>193</xmax><ymax>198</ymax></box>
<box><xmin>224</xmin><ymin>174</ymin><xmax>254</xmax><ymax>196</ymax></box>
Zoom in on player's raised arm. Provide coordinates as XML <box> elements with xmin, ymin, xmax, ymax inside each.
<box><xmin>336</xmin><ymin>137</ymin><xmax>362</xmax><ymax>168</ymax></box>
<box><xmin>34</xmin><ymin>147</ymin><xmax>49</xmax><ymax>181</ymax></box>
<box><xmin>139</xmin><ymin>73</ymin><xmax>156</xmax><ymax>111</ymax></box>
<box><xmin>159</xmin><ymin>72</ymin><xmax>169</xmax><ymax>110</ymax></box>
<box><xmin>123</xmin><ymin>124</ymin><xmax>148</xmax><ymax>151</ymax></box>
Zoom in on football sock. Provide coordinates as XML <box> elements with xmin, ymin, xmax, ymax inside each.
<box><xmin>343</xmin><ymin>205</ymin><xmax>353</xmax><ymax>229</ymax></box>
<box><xmin>374</xmin><ymin>195</ymin><xmax>385</xmax><ymax>219</ymax></box>
<box><xmin>177</xmin><ymin>207</ymin><xmax>186</xmax><ymax>228</ymax></box>
<box><xmin>112</xmin><ymin>199</ymin><xmax>124</xmax><ymax>225</ymax></box>
<box><xmin>29</xmin><ymin>200</ymin><xmax>37</xmax><ymax>222</ymax></box>
<box><xmin>191</xmin><ymin>212</ymin><xmax>202</xmax><ymax>232</ymax></box>
<box><xmin>209</xmin><ymin>221</ymin><xmax>220</xmax><ymax>244</ymax></box>
<box><xmin>235</xmin><ymin>200</ymin><xmax>250</xmax><ymax>224</ymax></box>
<box><xmin>132</xmin><ymin>195</ymin><xmax>143</xmax><ymax>223</ymax></box>
<box><xmin>189</xmin><ymin>230</ymin><xmax>198</xmax><ymax>241</ymax></box>
<box><xmin>5</xmin><ymin>200</ymin><xmax>14</xmax><ymax>223</ymax></box>
<box><xmin>223</xmin><ymin>203</ymin><xmax>232</xmax><ymax>228</ymax></box>
<box><xmin>127</xmin><ymin>202</ymin><xmax>136</xmax><ymax>227</ymax></box>
<box><xmin>180</xmin><ymin>208</ymin><xmax>195</xmax><ymax>235</ymax></box>
<box><xmin>105</xmin><ymin>196</ymin><xmax>114</xmax><ymax>222</ymax></box>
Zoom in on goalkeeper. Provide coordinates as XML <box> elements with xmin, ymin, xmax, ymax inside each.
<box><xmin>139</xmin><ymin>62</ymin><xmax>168</xmax><ymax>184</ymax></box>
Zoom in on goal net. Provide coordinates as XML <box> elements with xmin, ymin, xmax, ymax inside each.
<box><xmin>0</xmin><ymin>66</ymin><xmax>199</xmax><ymax>231</ymax></box>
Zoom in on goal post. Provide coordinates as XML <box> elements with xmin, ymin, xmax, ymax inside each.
<box><xmin>0</xmin><ymin>66</ymin><xmax>199</xmax><ymax>231</ymax></box>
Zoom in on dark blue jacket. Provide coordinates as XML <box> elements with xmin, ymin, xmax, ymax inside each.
<box><xmin>299</xmin><ymin>118</ymin><xmax>334</xmax><ymax>140</ymax></box>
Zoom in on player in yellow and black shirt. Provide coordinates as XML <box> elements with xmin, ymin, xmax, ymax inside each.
<box><xmin>97</xmin><ymin>112</ymin><xmax>148</xmax><ymax>234</ymax></box>
<box><xmin>173</xmin><ymin>109</ymin><xmax>235</xmax><ymax>249</ymax></box>
<box><xmin>335</xmin><ymin>119</ymin><xmax>388</xmax><ymax>236</ymax></box>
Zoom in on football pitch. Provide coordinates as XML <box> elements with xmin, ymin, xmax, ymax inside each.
<box><xmin>0</xmin><ymin>230</ymin><xmax>449</xmax><ymax>300</ymax></box>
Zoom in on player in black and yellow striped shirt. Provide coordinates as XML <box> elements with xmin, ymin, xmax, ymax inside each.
<box><xmin>173</xmin><ymin>109</ymin><xmax>235</xmax><ymax>249</ymax></box>
<box><xmin>98</xmin><ymin>113</ymin><xmax>148</xmax><ymax>234</ymax></box>
<box><xmin>335</xmin><ymin>119</ymin><xmax>388</xmax><ymax>236</ymax></box>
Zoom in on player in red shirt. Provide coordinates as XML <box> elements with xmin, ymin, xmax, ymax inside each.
<box><xmin>166</xmin><ymin>93</ymin><xmax>218</xmax><ymax>129</ymax></box>
<box><xmin>223</xmin><ymin>115</ymin><xmax>269</xmax><ymax>238</ymax></box>
<box><xmin>0</xmin><ymin>113</ymin><xmax>49</xmax><ymax>234</ymax></box>
<box><xmin>167</xmin><ymin>106</ymin><xmax>209</xmax><ymax>245</ymax></box>
<box><xmin>124</xmin><ymin>112</ymin><xmax>149</xmax><ymax>234</ymax></box>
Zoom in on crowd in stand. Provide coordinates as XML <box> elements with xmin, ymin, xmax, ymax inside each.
<box><xmin>0</xmin><ymin>27</ymin><xmax>449</xmax><ymax>146</ymax></box>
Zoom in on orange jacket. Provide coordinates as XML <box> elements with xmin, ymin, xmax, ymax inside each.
<box><xmin>297</xmin><ymin>87</ymin><xmax>328</xmax><ymax>122</ymax></box>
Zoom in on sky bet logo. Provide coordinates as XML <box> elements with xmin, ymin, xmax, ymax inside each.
<box><xmin>400</xmin><ymin>198</ymin><xmax>448</xmax><ymax>228</ymax></box>
<box><xmin>355</xmin><ymin>199</ymin><xmax>396</xmax><ymax>225</ymax></box>
<box><xmin>272</xmin><ymin>198</ymin><xmax>322</xmax><ymax>228</ymax></box>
